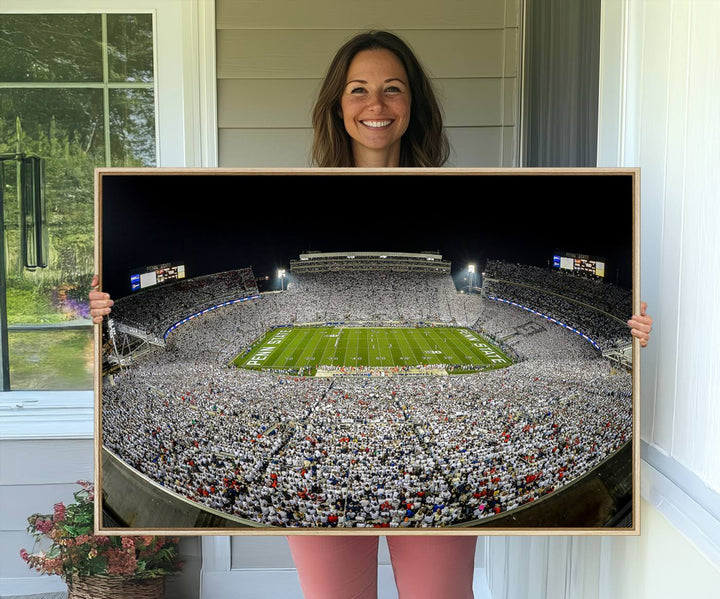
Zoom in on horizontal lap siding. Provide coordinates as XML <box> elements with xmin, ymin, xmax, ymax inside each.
<box><xmin>0</xmin><ymin>439</ymin><xmax>93</xmax><ymax>581</ymax></box>
<box><xmin>216</xmin><ymin>0</ymin><xmax>510</xmax><ymax>30</ymax></box>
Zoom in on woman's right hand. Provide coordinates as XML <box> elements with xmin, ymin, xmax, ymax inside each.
<box><xmin>89</xmin><ymin>274</ymin><xmax>114</xmax><ymax>324</ymax></box>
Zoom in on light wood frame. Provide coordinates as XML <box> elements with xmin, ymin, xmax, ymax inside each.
<box><xmin>94</xmin><ymin>167</ymin><xmax>640</xmax><ymax>536</ymax></box>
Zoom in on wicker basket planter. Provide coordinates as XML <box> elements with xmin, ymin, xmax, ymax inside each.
<box><xmin>67</xmin><ymin>575</ymin><xmax>165</xmax><ymax>599</ymax></box>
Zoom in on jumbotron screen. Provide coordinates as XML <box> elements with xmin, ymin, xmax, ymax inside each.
<box><xmin>129</xmin><ymin>262</ymin><xmax>185</xmax><ymax>292</ymax></box>
<box><xmin>553</xmin><ymin>252</ymin><xmax>605</xmax><ymax>278</ymax></box>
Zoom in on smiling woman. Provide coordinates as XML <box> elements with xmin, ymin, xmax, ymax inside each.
<box><xmin>311</xmin><ymin>30</ymin><xmax>449</xmax><ymax>168</ymax></box>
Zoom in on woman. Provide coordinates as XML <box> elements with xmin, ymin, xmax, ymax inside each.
<box><xmin>90</xmin><ymin>30</ymin><xmax>653</xmax><ymax>599</ymax></box>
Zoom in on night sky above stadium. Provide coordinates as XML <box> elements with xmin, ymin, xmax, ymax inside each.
<box><xmin>100</xmin><ymin>171</ymin><xmax>635</xmax><ymax>299</ymax></box>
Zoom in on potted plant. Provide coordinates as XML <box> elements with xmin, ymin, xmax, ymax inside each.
<box><xmin>20</xmin><ymin>480</ymin><xmax>182</xmax><ymax>598</ymax></box>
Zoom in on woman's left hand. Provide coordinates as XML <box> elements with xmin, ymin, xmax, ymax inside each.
<box><xmin>628</xmin><ymin>301</ymin><xmax>653</xmax><ymax>348</ymax></box>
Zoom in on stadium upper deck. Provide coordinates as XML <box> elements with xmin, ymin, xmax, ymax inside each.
<box><xmin>290</xmin><ymin>251</ymin><xmax>451</xmax><ymax>274</ymax></box>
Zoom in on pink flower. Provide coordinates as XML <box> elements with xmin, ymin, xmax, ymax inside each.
<box><xmin>19</xmin><ymin>548</ymin><xmax>29</xmax><ymax>562</ymax></box>
<box><xmin>121</xmin><ymin>537</ymin><xmax>135</xmax><ymax>549</ymax></box>
<box><xmin>34</xmin><ymin>518</ymin><xmax>54</xmax><ymax>534</ymax></box>
<box><xmin>107</xmin><ymin>548</ymin><xmax>137</xmax><ymax>576</ymax></box>
<box><xmin>53</xmin><ymin>502</ymin><xmax>66</xmax><ymax>522</ymax></box>
<box><xmin>43</xmin><ymin>557</ymin><xmax>64</xmax><ymax>576</ymax></box>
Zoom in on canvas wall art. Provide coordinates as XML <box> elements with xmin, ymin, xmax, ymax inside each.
<box><xmin>95</xmin><ymin>168</ymin><xmax>639</xmax><ymax>536</ymax></box>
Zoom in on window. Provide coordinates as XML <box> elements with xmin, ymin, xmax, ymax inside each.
<box><xmin>0</xmin><ymin>13</ymin><xmax>156</xmax><ymax>390</ymax></box>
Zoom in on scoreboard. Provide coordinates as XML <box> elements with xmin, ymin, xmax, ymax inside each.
<box><xmin>553</xmin><ymin>252</ymin><xmax>605</xmax><ymax>278</ymax></box>
<box><xmin>129</xmin><ymin>262</ymin><xmax>185</xmax><ymax>292</ymax></box>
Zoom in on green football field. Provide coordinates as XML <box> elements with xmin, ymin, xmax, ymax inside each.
<box><xmin>234</xmin><ymin>326</ymin><xmax>512</xmax><ymax>375</ymax></box>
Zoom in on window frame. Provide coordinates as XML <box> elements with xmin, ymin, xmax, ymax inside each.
<box><xmin>0</xmin><ymin>0</ymin><xmax>217</xmax><ymax>436</ymax></box>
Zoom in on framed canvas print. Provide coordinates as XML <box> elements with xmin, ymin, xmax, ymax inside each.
<box><xmin>94</xmin><ymin>167</ymin><xmax>640</xmax><ymax>536</ymax></box>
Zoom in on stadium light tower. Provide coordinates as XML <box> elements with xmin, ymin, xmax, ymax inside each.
<box><xmin>467</xmin><ymin>264</ymin><xmax>475</xmax><ymax>294</ymax></box>
<box><xmin>278</xmin><ymin>268</ymin><xmax>286</xmax><ymax>291</ymax></box>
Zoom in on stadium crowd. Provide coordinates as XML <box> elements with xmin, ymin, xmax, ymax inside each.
<box><xmin>483</xmin><ymin>260</ymin><xmax>632</xmax><ymax>350</ymax></box>
<box><xmin>484</xmin><ymin>260</ymin><xmax>632</xmax><ymax>318</ymax></box>
<box><xmin>102</xmin><ymin>263</ymin><xmax>633</xmax><ymax>527</ymax></box>
<box><xmin>110</xmin><ymin>268</ymin><xmax>259</xmax><ymax>338</ymax></box>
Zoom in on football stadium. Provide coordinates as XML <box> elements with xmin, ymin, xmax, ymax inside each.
<box><xmin>100</xmin><ymin>249</ymin><xmax>634</xmax><ymax>529</ymax></box>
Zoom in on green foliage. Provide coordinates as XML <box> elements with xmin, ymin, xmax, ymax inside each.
<box><xmin>0</xmin><ymin>14</ymin><xmax>103</xmax><ymax>83</ymax></box>
<box><xmin>8</xmin><ymin>329</ymin><xmax>93</xmax><ymax>390</ymax></box>
<box><xmin>5</xmin><ymin>284</ymin><xmax>61</xmax><ymax>324</ymax></box>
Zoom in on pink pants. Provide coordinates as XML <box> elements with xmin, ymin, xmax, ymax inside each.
<box><xmin>287</xmin><ymin>535</ymin><xmax>476</xmax><ymax>599</ymax></box>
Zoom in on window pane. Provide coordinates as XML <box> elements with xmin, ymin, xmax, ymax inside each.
<box><xmin>109</xmin><ymin>88</ymin><xmax>157</xmax><ymax>167</ymax></box>
<box><xmin>8</xmin><ymin>329</ymin><xmax>93</xmax><ymax>390</ymax></box>
<box><xmin>0</xmin><ymin>88</ymin><xmax>106</xmax><ymax>164</ymax></box>
<box><xmin>107</xmin><ymin>14</ymin><xmax>155</xmax><ymax>83</ymax></box>
<box><xmin>0</xmin><ymin>14</ymin><xmax>103</xmax><ymax>82</ymax></box>
<box><xmin>1</xmin><ymin>88</ymin><xmax>103</xmax><ymax>294</ymax></box>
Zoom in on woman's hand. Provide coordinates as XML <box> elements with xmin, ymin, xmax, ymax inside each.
<box><xmin>89</xmin><ymin>274</ymin><xmax>114</xmax><ymax>324</ymax></box>
<box><xmin>628</xmin><ymin>301</ymin><xmax>652</xmax><ymax>348</ymax></box>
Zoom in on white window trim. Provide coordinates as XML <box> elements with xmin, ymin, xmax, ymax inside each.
<box><xmin>0</xmin><ymin>0</ymin><xmax>217</xmax><ymax>437</ymax></box>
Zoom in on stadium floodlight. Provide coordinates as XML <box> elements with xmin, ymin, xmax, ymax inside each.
<box><xmin>467</xmin><ymin>264</ymin><xmax>476</xmax><ymax>293</ymax></box>
<box><xmin>278</xmin><ymin>269</ymin><xmax>286</xmax><ymax>291</ymax></box>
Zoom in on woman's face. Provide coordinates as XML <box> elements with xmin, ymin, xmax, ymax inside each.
<box><xmin>340</xmin><ymin>48</ymin><xmax>411</xmax><ymax>166</ymax></box>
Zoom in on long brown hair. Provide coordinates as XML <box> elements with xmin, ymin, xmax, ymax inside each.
<box><xmin>311</xmin><ymin>31</ymin><xmax>449</xmax><ymax>167</ymax></box>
